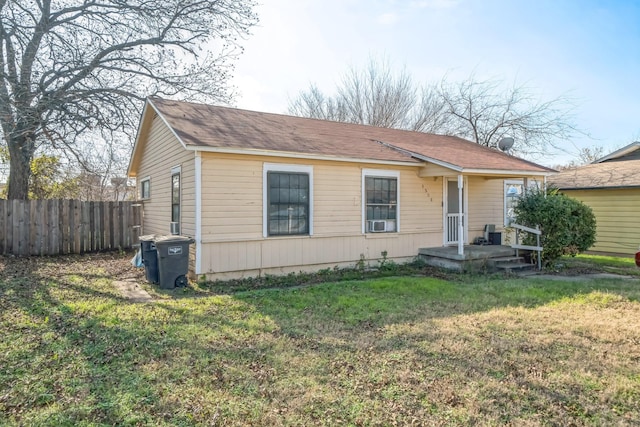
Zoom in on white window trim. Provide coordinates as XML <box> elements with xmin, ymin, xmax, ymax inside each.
<box><xmin>504</xmin><ymin>179</ymin><xmax>524</xmax><ymax>227</ymax></box>
<box><xmin>140</xmin><ymin>176</ymin><xmax>151</xmax><ymax>200</ymax></box>
<box><xmin>362</xmin><ymin>169</ymin><xmax>400</xmax><ymax>234</ymax></box>
<box><xmin>263</xmin><ymin>163</ymin><xmax>314</xmax><ymax>238</ymax></box>
<box><xmin>171</xmin><ymin>166</ymin><xmax>181</xmax><ymax>227</ymax></box>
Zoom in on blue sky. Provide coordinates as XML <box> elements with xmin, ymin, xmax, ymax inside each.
<box><xmin>231</xmin><ymin>0</ymin><xmax>640</xmax><ymax>166</ymax></box>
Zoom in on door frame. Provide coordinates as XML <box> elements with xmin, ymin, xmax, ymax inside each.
<box><xmin>443</xmin><ymin>176</ymin><xmax>469</xmax><ymax>246</ymax></box>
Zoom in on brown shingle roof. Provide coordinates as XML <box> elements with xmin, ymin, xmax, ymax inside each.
<box><xmin>149</xmin><ymin>97</ymin><xmax>552</xmax><ymax>173</ymax></box>
<box><xmin>548</xmin><ymin>159</ymin><xmax>640</xmax><ymax>189</ymax></box>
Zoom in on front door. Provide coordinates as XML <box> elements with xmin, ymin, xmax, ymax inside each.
<box><xmin>445</xmin><ymin>178</ymin><xmax>466</xmax><ymax>245</ymax></box>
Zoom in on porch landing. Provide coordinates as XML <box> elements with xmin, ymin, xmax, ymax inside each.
<box><xmin>419</xmin><ymin>245</ymin><xmax>532</xmax><ymax>272</ymax></box>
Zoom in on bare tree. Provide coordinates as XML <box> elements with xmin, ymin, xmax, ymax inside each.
<box><xmin>438</xmin><ymin>75</ymin><xmax>579</xmax><ymax>156</ymax></box>
<box><xmin>288</xmin><ymin>84</ymin><xmax>349</xmax><ymax>123</ymax></box>
<box><xmin>552</xmin><ymin>145</ymin><xmax>606</xmax><ymax>170</ymax></box>
<box><xmin>0</xmin><ymin>0</ymin><xmax>257</xmax><ymax>199</ymax></box>
<box><xmin>288</xmin><ymin>57</ymin><xmax>445</xmax><ymax>132</ymax></box>
<box><xmin>289</xmin><ymin>60</ymin><xmax>580</xmax><ymax>157</ymax></box>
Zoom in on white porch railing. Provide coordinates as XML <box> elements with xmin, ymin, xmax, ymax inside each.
<box><xmin>446</xmin><ymin>213</ymin><xmax>464</xmax><ymax>244</ymax></box>
<box><xmin>511</xmin><ymin>223</ymin><xmax>543</xmax><ymax>270</ymax></box>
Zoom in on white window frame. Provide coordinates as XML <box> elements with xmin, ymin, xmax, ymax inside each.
<box><xmin>504</xmin><ymin>179</ymin><xmax>524</xmax><ymax>227</ymax></box>
<box><xmin>171</xmin><ymin>165</ymin><xmax>181</xmax><ymax>226</ymax></box>
<box><xmin>362</xmin><ymin>169</ymin><xmax>400</xmax><ymax>234</ymax></box>
<box><xmin>140</xmin><ymin>176</ymin><xmax>151</xmax><ymax>200</ymax></box>
<box><xmin>263</xmin><ymin>163</ymin><xmax>314</xmax><ymax>238</ymax></box>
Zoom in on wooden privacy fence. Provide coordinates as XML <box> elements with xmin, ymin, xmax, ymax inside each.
<box><xmin>0</xmin><ymin>199</ymin><xmax>142</xmax><ymax>256</ymax></box>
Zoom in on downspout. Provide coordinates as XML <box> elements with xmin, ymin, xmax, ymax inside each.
<box><xmin>195</xmin><ymin>151</ymin><xmax>202</xmax><ymax>275</ymax></box>
<box><xmin>458</xmin><ymin>174</ymin><xmax>464</xmax><ymax>256</ymax></box>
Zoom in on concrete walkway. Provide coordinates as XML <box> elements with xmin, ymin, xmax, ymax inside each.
<box><xmin>112</xmin><ymin>279</ymin><xmax>154</xmax><ymax>303</ymax></box>
<box><xmin>518</xmin><ymin>271</ymin><xmax>638</xmax><ymax>282</ymax></box>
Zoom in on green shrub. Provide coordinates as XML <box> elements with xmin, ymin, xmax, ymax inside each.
<box><xmin>514</xmin><ymin>187</ymin><xmax>596</xmax><ymax>267</ymax></box>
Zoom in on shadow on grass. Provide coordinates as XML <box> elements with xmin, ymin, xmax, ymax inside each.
<box><xmin>2</xmin><ymin>253</ymin><xmax>639</xmax><ymax>425</ymax></box>
<box><xmin>0</xmin><ymin>254</ymin><xmax>197</xmax><ymax>425</ymax></box>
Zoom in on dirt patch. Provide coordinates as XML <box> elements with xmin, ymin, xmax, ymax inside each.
<box><xmin>112</xmin><ymin>279</ymin><xmax>154</xmax><ymax>303</ymax></box>
<box><xmin>0</xmin><ymin>250</ymin><xmax>150</xmax><ymax>301</ymax></box>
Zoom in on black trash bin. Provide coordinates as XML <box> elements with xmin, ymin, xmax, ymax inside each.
<box><xmin>155</xmin><ymin>235</ymin><xmax>194</xmax><ymax>289</ymax></box>
<box><xmin>139</xmin><ymin>234</ymin><xmax>160</xmax><ymax>284</ymax></box>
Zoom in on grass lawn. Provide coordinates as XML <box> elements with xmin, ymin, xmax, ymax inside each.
<box><xmin>560</xmin><ymin>253</ymin><xmax>640</xmax><ymax>277</ymax></box>
<box><xmin>1</xmin><ymin>253</ymin><xmax>639</xmax><ymax>426</ymax></box>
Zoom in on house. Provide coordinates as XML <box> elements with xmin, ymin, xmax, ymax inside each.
<box><xmin>127</xmin><ymin>97</ymin><xmax>554</xmax><ymax>280</ymax></box>
<box><xmin>548</xmin><ymin>142</ymin><xmax>640</xmax><ymax>256</ymax></box>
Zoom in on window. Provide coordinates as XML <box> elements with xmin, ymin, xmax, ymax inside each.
<box><xmin>363</xmin><ymin>169</ymin><xmax>399</xmax><ymax>233</ymax></box>
<box><xmin>171</xmin><ymin>168</ymin><xmax>180</xmax><ymax>223</ymax></box>
<box><xmin>504</xmin><ymin>180</ymin><xmax>523</xmax><ymax>226</ymax></box>
<box><xmin>140</xmin><ymin>177</ymin><xmax>150</xmax><ymax>200</ymax></box>
<box><xmin>263</xmin><ymin>164</ymin><xmax>313</xmax><ymax>237</ymax></box>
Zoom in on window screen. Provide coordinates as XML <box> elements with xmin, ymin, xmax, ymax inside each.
<box><xmin>267</xmin><ymin>172</ymin><xmax>309</xmax><ymax>236</ymax></box>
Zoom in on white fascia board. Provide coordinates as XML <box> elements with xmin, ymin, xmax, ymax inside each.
<box><xmin>184</xmin><ymin>145</ymin><xmax>420</xmax><ymax>167</ymax></box>
<box><xmin>593</xmin><ymin>141</ymin><xmax>640</xmax><ymax>163</ymax></box>
<box><xmin>128</xmin><ymin>98</ymin><xmax>190</xmax><ymax>178</ymax></box>
<box><xmin>127</xmin><ymin>100</ymin><xmax>153</xmax><ymax>177</ymax></box>
<box><xmin>399</xmin><ymin>151</ymin><xmax>550</xmax><ymax>177</ymax></box>
<box><xmin>147</xmin><ymin>98</ymin><xmax>188</xmax><ymax>150</ymax></box>
<box><xmin>376</xmin><ymin>142</ymin><xmax>464</xmax><ymax>171</ymax></box>
<box><xmin>460</xmin><ymin>168</ymin><xmax>552</xmax><ymax>177</ymax></box>
<box><xmin>405</xmin><ymin>152</ymin><xmax>463</xmax><ymax>171</ymax></box>
<box><xmin>378</xmin><ymin>140</ymin><xmax>552</xmax><ymax>176</ymax></box>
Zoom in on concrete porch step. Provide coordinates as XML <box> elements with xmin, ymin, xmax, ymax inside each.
<box><xmin>418</xmin><ymin>246</ymin><xmax>535</xmax><ymax>273</ymax></box>
<box><xmin>489</xmin><ymin>256</ymin><xmax>526</xmax><ymax>265</ymax></box>
<box><xmin>495</xmin><ymin>260</ymin><xmax>534</xmax><ymax>272</ymax></box>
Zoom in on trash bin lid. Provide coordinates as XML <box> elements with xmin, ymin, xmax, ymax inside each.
<box><xmin>154</xmin><ymin>235</ymin><xmax>194</xmax><ymax>245</ymax></box>
<box><xmin>139</xmin><ymin>234</ymin><xmax>161</xmax><ymax>242</ymax></box>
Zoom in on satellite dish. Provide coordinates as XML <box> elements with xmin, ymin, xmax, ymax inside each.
<box><xmin>498</xmin><ymin>137</ymin><xmax>515</xmax><ymax>152</ymax></box>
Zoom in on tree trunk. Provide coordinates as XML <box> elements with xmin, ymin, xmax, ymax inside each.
<box><xmin>6</xmin><ymin>134</ymin><xmax>35</xmax><ymax>200</ymax></box>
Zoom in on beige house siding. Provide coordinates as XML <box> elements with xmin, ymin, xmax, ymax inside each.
<box><xmin>137</xmin><ymin>115</ymin><xmax>195</xmax><ymax>237</ymax></box>
<box><xmin>562</xmin><ymin>188</ymin><xmax>640</xmax><ymax>255</ymax></box>
<box><xmin>467</xmin><ymin>177</ymin><xmax>505</xmax><ymax>241</ymax></box>
<box><xmin>198</xmin><ymin>153</ymin><xmax>444</xmax><ymax>278</ymax></box>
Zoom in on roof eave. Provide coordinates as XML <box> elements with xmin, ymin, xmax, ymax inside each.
<box><xmin>183</xmin><ymin>145</ymin><xmax>422</xmax><ymax>166</ymax></box>
<box><xmin>593</xmin><ymin>141</ymin><xmax>640</xmax><ymax>163</ymax></box>
<box><xmin>556</xmin><ymin>184</ymin><xmax>640</xmax><ymax>191</ymax></box>
<box><xmin>460</xmin><ymin>168</ymin><xmax>553</xmax><ymax>177</ymax></box>
<box><xmin>377</xmin><ymin>140</ymin><xmax>552</xmax><ymax>176</ymax></box>
<box><xmin>128</xmin><ymin>98</ymin><xmax>190</xmax><ymax>178</ymax></box>
<box><xmin>127</xmin><ymin>100</ymin><xmax>153</xmax><ymax>178</ymax></box>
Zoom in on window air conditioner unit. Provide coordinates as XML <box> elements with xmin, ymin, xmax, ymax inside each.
<box><xmin>170</xmin><ymin>222</ymin><xmax>180</xmax><ymax>235</ymax></box>
<box><xmin>368</xmin><ymin>220</ymin><xmax>387</xmax><ymax>232</ymax></box>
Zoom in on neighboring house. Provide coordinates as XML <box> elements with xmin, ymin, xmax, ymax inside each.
<box><xmin>128</xmin><ymin>97</ymin><xmax>553</xmax><ymax>280</ymax></box>
<box><xmin>549</xmin><ymin>141</ymin><xmax>640</xmax><ymax>256</ymax></box>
